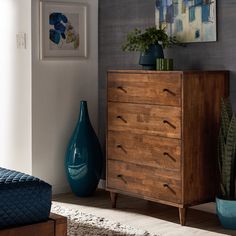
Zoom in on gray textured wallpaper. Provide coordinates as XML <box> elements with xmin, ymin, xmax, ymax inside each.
<box><xmin>98</xmin><ymin>0</ymin><xmax>236</xmax><ymax>175</ymax></box>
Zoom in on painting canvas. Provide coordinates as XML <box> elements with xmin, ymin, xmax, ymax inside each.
<box><xmin>40</xmin><ymin>1</ymin><xmax>87</xmax><ymax>59</ymax></box>
<box><xmin>155</xmin><ymin>0</ymin><xmax>217</xmax><ymax>43</ymax></box>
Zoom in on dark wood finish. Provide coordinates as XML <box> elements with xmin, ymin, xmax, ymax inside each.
<box><xmin>106</xmin><ymin>70</ymin><xmax>229</xmax><ymax>225</ymax></box>
<box><xmin>178</xmin><ymin>207</ymin><xmax>187</xmax><ymax>226</ymax></box>
<box><xmin>110</xmin><ymin>192</ymin><xmax>118</xmax><ymax>208</ymax></box>
<box><xmin>0</xmin><ymin>213</ymin><xmax>67</xmax><ymax>236</ymax></box>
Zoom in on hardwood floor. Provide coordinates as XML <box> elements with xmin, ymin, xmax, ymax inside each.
<box><xmin>53</xmin><ymin>190</ymin><xmax>236</xmax><ymax>236</ymax></box>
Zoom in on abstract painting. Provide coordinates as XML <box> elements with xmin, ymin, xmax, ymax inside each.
<box><xmin>155</xmin><ymin>0</ymin><xmax>217</xmax><ymax>43</ymax></box>
<box><xmin>40</xmin><ymin>1</ymin><xmax>87</xmax><ymax>59</ymax></box>
<box><xmin>49</xmin><ymin>12</ymin><xmax>80</xmax><ymax>50</ymax></box>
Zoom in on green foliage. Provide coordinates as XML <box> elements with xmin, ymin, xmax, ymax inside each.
<box><xmin>121</xmin><ymin>27</ymin><xmax>182</xmax><ymax>52</ymax></box>
<box><xmin>218</xmin><ymin>98</ymin><xmax>236</xmax><ymax>200</ymax></box>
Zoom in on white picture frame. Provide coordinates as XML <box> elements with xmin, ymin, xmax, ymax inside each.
<box><xmin>40</xmin><ymin>1</ymin><xmax>87</xmax><ymax>60</ymax></box>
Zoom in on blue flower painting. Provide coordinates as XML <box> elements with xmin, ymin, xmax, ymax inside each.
<box><xmin>49</xmin><ymin>12</ymin><xmax>80</xmax><ymax>49</ymax></box>
<box><xmin>155</xmin><ymin>0</ymin><xmax>216</xmax><ymax>42</ymax></box>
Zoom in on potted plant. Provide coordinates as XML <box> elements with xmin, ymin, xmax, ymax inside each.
<box><xmin>122</xmin><ymin>26</ymin><xmax>180</xmax><ymax>70</ymax></box>
<box><xmin>217</xmin><ymin>98</ymin><xmax>236</xmax><ymax>229</ymax></box>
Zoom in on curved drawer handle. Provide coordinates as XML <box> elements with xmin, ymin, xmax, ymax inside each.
<box><xmin>116</xmin><ymin>144</ymin><xmax>127</xmax><ymax>154</ymax></box>
<box><xmin>117</xmin><ymin>86</ymin><xmax>127</xmax><ymax>93</ymax></box>
<box><xmin>163</xmin><ymin>120</ymin><xmax>176</xmax><ymax>129</ymax></box>
<box><xmin>163</xmin><ymin>152</ymin><xmax>176</xmax><ymax>162</ymax></box>
<box><xmin>117</xmin><ymin>115</ymin><xmax>127</xmax><ymax>123</ymax></box>
<box><xmin>163</xmin><ymin>183</ymin><xmax>176</xmax><ymax>195</ymax></box>
<box><xmin>117</xmin><ymin>174</ymin><xmax>127</xmax><ymax>184</ymax></box>
<box><xmin>163</xmin><ymin>88</ymin><xmax>176</xmax><ymax>96</ymax></box>
<box><xmin>163</xmin><ymin>183</ymin><xmax>169</xmax><ymax>188</ymax></box>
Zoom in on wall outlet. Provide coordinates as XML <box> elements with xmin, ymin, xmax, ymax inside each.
<box><xmin>16</xmin><ymin>32</ymin><xmax>26</xmax><ymax>49</ymax></box>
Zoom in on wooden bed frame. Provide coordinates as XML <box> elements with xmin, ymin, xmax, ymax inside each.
<box><xmin>0</xmin><ymin>213</ymin><xmax>67</xmax><ymax>236</ymax></box>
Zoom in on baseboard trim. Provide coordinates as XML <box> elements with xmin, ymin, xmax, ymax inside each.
<box><xmin>191</xmin><ymin>202</ymin><xmax>216</xmax><ymax>214</ymax></box>
<box><xmin>98</xmin><ymin>179</ymin><xmax>106</xmax><ymax>189</ymax></box>
<box><xmin>52</xmin><ymin>184</ymin><xmax>71</xmax><ymax>195</ymax></box>
<box><xmin>52</xmin><ymin>179</ymin><xmax>105</xmax><ymax>195</ymax></box>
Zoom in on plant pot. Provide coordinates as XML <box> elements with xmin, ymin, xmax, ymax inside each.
<box><xmin>216</xmin><ymin>197</ymin><xmax>236</xmax><ymax>229</ymax></box>
<box><xmin>139</xmin><ymin>44</ymin><xmax>164</xmax><ymax>70</ymax></box>
<box><xmin>65</xmin><ymin>101</ymin><xmax>103</xmax><ymax>197</ymax></box>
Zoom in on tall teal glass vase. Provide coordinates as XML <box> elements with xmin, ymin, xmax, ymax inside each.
<box><xmin>65</xmin><ymin>101</ymin><xmax>103</xmax><ymax>197</ymax></box>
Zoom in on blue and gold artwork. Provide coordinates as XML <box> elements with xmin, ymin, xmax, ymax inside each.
<box><xmin>49</xmin><ymin>12</ymin><xmax>80</xmax><ymax>49</ymax></box>
<box><xmin>155</xmin><ymin>0</ymin><xmax>216</xmax><ymax>42</ymax></box>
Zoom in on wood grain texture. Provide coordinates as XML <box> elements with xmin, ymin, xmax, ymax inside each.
<box><xmin>0</xmin><ymin>213</ymin><xmax>67</xmax><ymax>236</ymax></box>
<box><xmin>107</xmin><ymin>160</ymin><xmax>182</xmax><ymax>204</ymax></box>
<box><xmin>110</xmin><ymin>192</ymin><xmax>118</xmax><ymax>208</ymax></box>
<box><xmin>98</xmin><ymin>1</ymin><xmax>155</xmax><ymax>176</ymax></box>
<box><xmin>98</xmin><ymin>1</ymin><xmax>236</xmax><ymax>184</ymax></box>
<box><xmin>108</xmin><ymin>72</ymin><xmax>182</xmax><ymax>106</ymax></box>
<box><xmin>106</xmin><ymin>70</ymin><xmax>229</xmax><ymax>225</ymax></box>
<box><xmin>50</xmin><ymin>213</ymin><xmax>67</xmax><ymax>236</ymax></box>
<box><xmin>182</xmin><ymin>71</ymin><xmax>229</xmax><ymax>205</ymax></box>
<box><xmin>0</xmin><ymin>221</ymin><xmax>54</xmax><ymax>236</ymax></box>
<box><xmin>179</xmin><ymin>207</ymin><xmax>187</xmax><ymax>226</ymax></box>
<box><xmin>108</xmin><ymin>130</ymin><xmax>181</xmax><ymax>171</ymax></box>
<box><xmin>108</xmin><ymin>102</ymin><xmax>181</xmax><ymax>139</ymax></box>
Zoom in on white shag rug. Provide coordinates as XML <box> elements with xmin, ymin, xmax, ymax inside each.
<box><xmin>51</xmin><ymin>203</ymin><xmax>159</xmax><ymax>236</ymax></box>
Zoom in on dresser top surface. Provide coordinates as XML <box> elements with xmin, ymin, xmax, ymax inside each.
<box><xmin>108</xmin><ymin>70</ymin><xmax>229</xmax><ymax>74</ymax></box>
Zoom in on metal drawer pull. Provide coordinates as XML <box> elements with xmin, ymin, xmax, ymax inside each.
<box><xmin>163</xmin><ymin>120</ymin><xmax>176</xmax><ymax>129</ymax></box>
<box><xmin>163</xmin><ymin>88</ymin><xmax>176</xmax><ymax>96</ymax></box>
<box><xmin>163</xmin><ymin>183</ymin><xmax>176</xmax><ymax>195</ymax></box>
<box><xmin>117</xmin><ymin>86</ymin><xmax>127</xmax><ymax>93</ymax></box>
<box><xmin>116</xmin><ymin>144</ymin><xmax>127</xmax><ymax>154</ymax></box>
<box><xmin>117</xmin><ymin>115</ymin><xmax>127</xmax><ymax>123</ymax></box>
<box><xmin>117</xmin><ymin>174</ymin><xmax>127</xmax><ymax>184</ymax></box>
<box><xmin>163</xmin><ymin>152</ymin><xmax>176</xmax><ymax>162</ymax></box>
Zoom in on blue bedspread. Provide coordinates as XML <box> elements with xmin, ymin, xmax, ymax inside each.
<box><xmin>0</xmin><ymin>167</ymin><xmax>52</xmax><ymax>228</ymax></box>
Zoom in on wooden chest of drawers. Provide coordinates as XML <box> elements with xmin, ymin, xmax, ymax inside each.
<box><xmin>106</xmin><ymin>70</ymin><xmax>229</xmax><ymax>225</ymax></box>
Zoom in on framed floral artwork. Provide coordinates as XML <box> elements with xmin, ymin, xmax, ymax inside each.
<box><xmin>40</xmin><ymin>1</ymin><xmax>87</xmax><ymax>60</ymax></box>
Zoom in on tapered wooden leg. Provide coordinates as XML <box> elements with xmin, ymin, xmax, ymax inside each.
<box><xmin>110</xmin><ymin>192</ymin><xmax>118</xmax><ymax>208</ymax></box>
<box><xmin>178</xmin><ymin>207</ymin><xmax>187</xmax><ymax>226</ymax></box>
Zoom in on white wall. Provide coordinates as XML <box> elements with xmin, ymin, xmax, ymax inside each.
<box><xmin>0</xmin><ymin>0</ymin><xmax>32</xmax><ymax>174</ymax></box>
<box><xmin>32</xmin><ymin>0</ymin><xmax>99</xmax><ymax>194</ymax></box>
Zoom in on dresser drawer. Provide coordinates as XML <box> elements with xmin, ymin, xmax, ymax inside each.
<box><xmin>107</xmin><ymin>160</ymin><xmax>182</xmax><ymax>204</ymax></box>
<box><xmin>108</xmin><ymin>72</ymin><xmax>182</xmax><ymax>106</ymax></box>
<box><xmin>108</xmin><ymin>102</ymin><xmax>181</xmax><ymax>139</ymax></box>
<box><xmin>107</xmin><ymin>131</ymin><xmax>181</xmax><ymax>171</ymax></box>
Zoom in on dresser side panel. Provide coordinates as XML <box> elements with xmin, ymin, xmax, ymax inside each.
<box><xmin>182</xmin><ymin>71</ymin><xmax>229</xmax><ymax>205</ymax></box>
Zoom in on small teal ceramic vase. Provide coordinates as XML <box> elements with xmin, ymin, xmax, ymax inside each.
<box><xmin>65</xmin><ymin>101</ymin><xmax>103</xmax><ymax>197</ymax></box>
<box><xmin>139</xmin><ymin>43</ymin><xmax>164</xmax><ymax>70</ymax></box>
<box><xmin>216</xmin><ymin>197</ymin><xmax>236</xmax><ymax>229</ymax></box>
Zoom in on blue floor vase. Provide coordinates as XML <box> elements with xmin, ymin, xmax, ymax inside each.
<box><xmin>65</xmin><ymin>101</ymin><xmax>103</xmax><ymax>197</ymax></box>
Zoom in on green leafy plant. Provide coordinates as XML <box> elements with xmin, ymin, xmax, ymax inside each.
<box><xmin>122</xmin><ymin>26</ymin><xmax>181</xmax><ymax>52</ymax></box>
<box><xmin>218</xmin><ymin>98</ymin><xmax>236</xmax><ymax>200</ymax></box>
